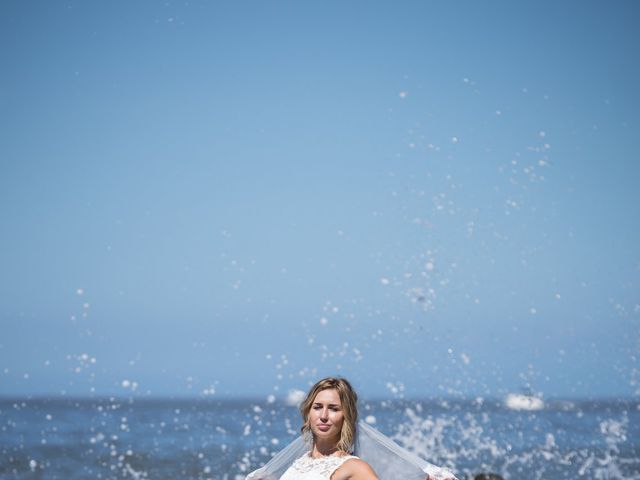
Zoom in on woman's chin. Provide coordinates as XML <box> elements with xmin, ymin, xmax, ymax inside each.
<box><xmin>312</xmin><ymin>429</ymin><xmax>339</xmax><ymax>441</ymax></box>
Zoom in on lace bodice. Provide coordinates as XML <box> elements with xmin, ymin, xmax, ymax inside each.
<box><xmin>279</xmin><ymin>452</ymin><xmax>357</xmax><ymax>480</ymax></box>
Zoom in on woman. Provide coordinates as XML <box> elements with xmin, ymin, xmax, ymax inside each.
<box><xmin>279</xmin><ymin>377</ymin><xmax>378</xmax><ymax>479</ymax></box>
<box><xmin>247</xmin><ymin>377</ymin><xmax>457</xmax><ymax>480</ymax></box>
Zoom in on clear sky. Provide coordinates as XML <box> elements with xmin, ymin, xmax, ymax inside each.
<box><xmin>1</xmin><ymin>1</ymin><xmax>639</xmax><ymax>399</ymax></box>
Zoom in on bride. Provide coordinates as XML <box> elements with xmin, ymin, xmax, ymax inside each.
<box><xmin>246</xmin><ymin>377</ymin><xmax>457</xmax><ymax>480</ymax></box>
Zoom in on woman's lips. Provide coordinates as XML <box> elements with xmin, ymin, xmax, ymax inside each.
<box><xmin>317</xmin><ymin>424</ymin><xmax>331</xmax><ymax>432</ymax></box>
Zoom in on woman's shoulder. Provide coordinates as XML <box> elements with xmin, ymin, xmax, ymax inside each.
<box><xmin>334</xmin><ymin>456</ymin><xmax>378</xmax><ymax>480</ymax></box>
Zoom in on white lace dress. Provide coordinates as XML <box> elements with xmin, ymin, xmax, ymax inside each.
<box><xmin>279</xmin><ymin>452</ymin><xmax>358</xmax><ymax>480</ymax></box>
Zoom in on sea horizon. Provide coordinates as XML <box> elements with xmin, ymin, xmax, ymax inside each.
<box><xmin>2</xmin><ymin>393</ymin><xmax>638</xmax><ymax>402</ymax></box>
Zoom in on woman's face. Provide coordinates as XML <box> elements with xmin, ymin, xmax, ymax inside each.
<box><xmin>309</xmin><ymin>388</ymin><xmax>344</xmax><ymax>443</ymax></box>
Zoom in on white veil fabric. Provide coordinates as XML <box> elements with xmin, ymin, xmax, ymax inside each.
<box><xmin>246</xmin><ymin>420</ymin><xmax>457</xmax><ymax>480</ymax></box>
<box><xmin>245</xmin><ymin>432</ymin><xmax>309</xmax><ymax>480</ymax></box>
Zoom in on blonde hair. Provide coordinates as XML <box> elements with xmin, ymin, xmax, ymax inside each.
<box><xmin>299</xmin><ymin>377</ymin><xmax>358</xmax><ymax>453</ymax></box>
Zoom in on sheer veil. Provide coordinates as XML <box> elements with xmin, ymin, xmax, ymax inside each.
<box><xmin>245</xmin><ymin>432</ymin><xmax>309</xmax><ymax>480</ymax></box>
<box><xmin>246</xmin><ymin>420</ymin><xmax>457</xmax><ymax>480</ymax></box>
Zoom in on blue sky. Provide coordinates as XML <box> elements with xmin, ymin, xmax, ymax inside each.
<box><xmin>1</xmin><ymin>1</ymin><xmax>639</xmax><ymax>399</ymax></box>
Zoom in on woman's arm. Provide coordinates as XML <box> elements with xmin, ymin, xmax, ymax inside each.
<box><xmin>334</xmin><ymin>458</ymin><xmax>378</xmax><ymax>480</ymax></box>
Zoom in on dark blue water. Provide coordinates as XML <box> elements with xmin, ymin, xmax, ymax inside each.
<box><xmin>1</xmin><ymin>397</ymin><xmax>638</xmax><ymax>479</ymax></box>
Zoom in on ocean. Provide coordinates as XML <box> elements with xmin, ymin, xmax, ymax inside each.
<box><xmin>1</xmin><ymin>397</ymin><xmax>638</xmax><ymax>479</ymax></box>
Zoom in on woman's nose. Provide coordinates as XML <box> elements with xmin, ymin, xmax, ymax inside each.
<box><xmin>320</xmin><ymin>408</ymin><xmax>329</xmax><ymax>420</ymax></box>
